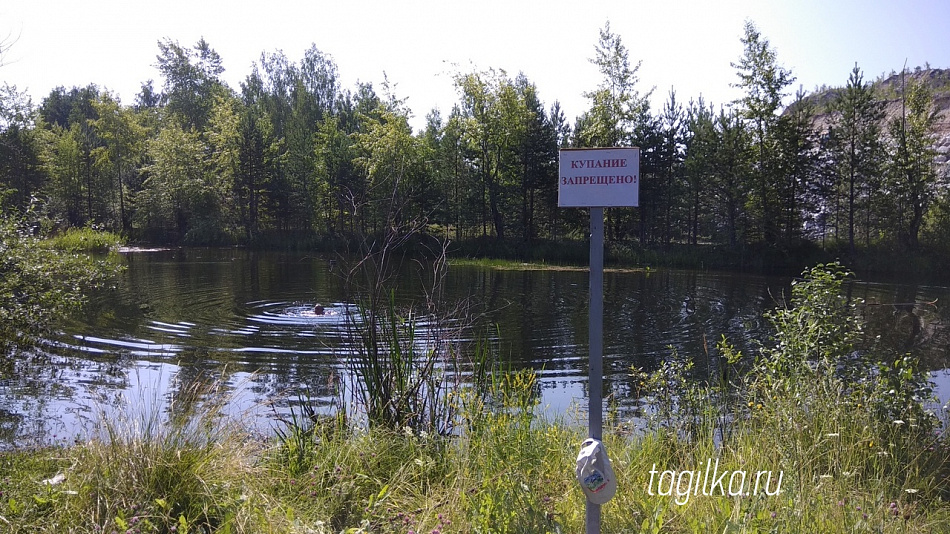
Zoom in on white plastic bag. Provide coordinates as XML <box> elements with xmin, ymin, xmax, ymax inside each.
<box><xmin>575</xmin><ymin>438</ymin><xmax>617</xmax><ymax>504</ymax></box>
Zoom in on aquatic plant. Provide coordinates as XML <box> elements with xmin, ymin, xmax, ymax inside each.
<box><xmin>336</xmin><ymin>165</ymin><xmax>490</xmax><ymax>434</ymax></box>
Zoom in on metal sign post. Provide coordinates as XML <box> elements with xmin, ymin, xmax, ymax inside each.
<box><xmin>587</xmin><ymin>206</ymin><xmax>604</xmax><ymax>533</ymax></box>
<box><xmin>559</xmin><ymin>147</ymin><xmax>639</xmax><ymax>534</ymax></box>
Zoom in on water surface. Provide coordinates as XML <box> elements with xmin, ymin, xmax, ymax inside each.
<box><xmin>2</xmin><ymin>249</ymin><xmax>948</xmax><ymax>447</ymax></box>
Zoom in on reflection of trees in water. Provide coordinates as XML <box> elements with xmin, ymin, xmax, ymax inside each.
<box><xmin>165</xmin><ymin>349</ymin><xmax>342</xmax><ymax>424</ymax></box>
<box><xmin>123</xmin><ymin>249</ymin><xmax>349</xmax><ymax>415</ymax></box>
<box><xmin>859</xmin><ymin>282</ymin><xmax>948</xmax><ymax>370</ymax></box>
<box><xmin>243</xmin><ymin>359</ymin><xmax>341</xmax><ymax>411</ymax></box>
<box><xmin>455</xmin><ymin>267</ymin><xmax>791</xmax><ymax>413</ymax></box>
<box><xmin>0</xmin><ymin>346</ymin><xmax>132</xmax><ymax>447</ymax></box>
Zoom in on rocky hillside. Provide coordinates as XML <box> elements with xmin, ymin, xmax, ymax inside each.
<box><xmin>801</xmin><ymin>67</ymin><xmax>950</xmax><ymax>168</ymax></box>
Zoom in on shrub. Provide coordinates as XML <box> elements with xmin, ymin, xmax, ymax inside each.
<box><xmin>0</xmin><ymin>215</ymin><xmax>121</xmax><ymax>354</ymax></box>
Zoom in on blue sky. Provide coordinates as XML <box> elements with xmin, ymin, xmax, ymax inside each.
<box><xmin>3</xmin><ymin>0</ymin><xmax>949</xmax><ymax>131</ymax></box>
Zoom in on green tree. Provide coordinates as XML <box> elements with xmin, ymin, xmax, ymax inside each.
<box><xmin>38</xmin><ymin>85</ymin><xmax>107</xmax><ymax>226</ymax></box>
<box><xmin>312</xmin><ymin>114</ymin><xmax>353</xmax><ymax>235</ymax></box>
<box><xmin>921</xmin><ymin>187</ymin><xmax>950</xmax><ymax>255</ymax></box>
<box><xmin>826</xmin><ymin>65</ymin><xmax>884</xmax><ymax>254</ymax></box>
<box><xmin>296</xmin><ymin>45</ymin><xmax>340</xmax><ymax>124</ymax></box>
<box><xmin>634</xmin><ymin>114</ymin><xmax>663</xmax><ymax>243</ymax></box>
<box><xmin>138</xmin><ymin>122</ymin><xmax>217</xmax><ymax>242</ymax></box>
<box><xmin>684</xmin><ymin>97</ymin><xmax>714</xmax><ymax>245</ymax></box>
<box><xmin>575</xmin><ymin>22</ymin><xmax>653</xmax><ymax>243</ymax></box>
<box><xmin>511</xmin><ymin>75</ymin><xmax>557</xmax><ymax>244</ymax></box>
<box><xmin>352</xmin><ymin>95</ymin><xmax>425</xmax><ymax>239</ymax></box>
<box><xmin>887</xmin><ymin>73</ymin><xmax>939</xmax><ymax>251</ymax></box>
<box><xmin>236</xmin><ymin>46</ymin><xmax>343</xmax><ymax>237</ymax></box>
<box><xmin>542</xmin><ymin>101</ymin><xmax>573</xmax><ymax>239</ymax></box>
<box><xmin>707</xmin><ymin>109</ymin><xmax>753</xmax><ymax>246</ymax></box>
<box><xmin>439</xmin><ymin>106</ymin><xmax>473</xmax><ymax>241</ymax></box>
<box><xmin>38</xmin><ymin>122</ymin><xmax>86</xmax><ymax>225</ymax></box>
<box><xmin>731</xmin><ymin>20</ymin><xmax>795</xmax><ymax>244</ymax></box>
<box><xmin>335</xmin><ymin>82</ymin><xmax>381</xmax><ymax>235</ymax></box>
<box><xmin>155</xmin><ymin>37</ymin><xmax>227</xmax><ymax>131</ymax></box>
<box><xmin>575</xmin><ymin>21</ymin><xmax>651</xmax><ymax>148</ymax></box>
<box><xmin>0</xmin><ymin>84</ymin><xmax>42</xmax><ymax>212</ymax></box>
<box><xmin>286</xmin><ymin>46</ymin><xmax>341</xmax><ymax>232</ymax></box>
<box><xmin>0</xmin><ymin>30</ymin><xmax>121</xmax><ymax>357</ymax></box>
<box><xmin>417</xmin><ymin>109</ymin><xmax>450</xmax><ymax>231</ymax></box>
<box><xmin>453</xmin><ymin>68</ymin><xmax>519</xmax><ymax>240</ymax></box>
<box><xmin>0</xmin><ymin>214</ymin><xmax>120</xmax><ymax>355</ymax></box>
<box><xmin>205</xmin><ymin>93</ymin><xmax>248</xmax><ymax>240</ymax></box>
<box><xmin>774</xmin><ymin>87</ymin><xmax>820</xmax><ymax>246</ymax></box>
<box><xmin>90</xmin><ymin>92</ymin><xmax>148</xmax><ymax>234</ymax></box>
<box><xmin>656</xmin><ymin>90</ymin><xmax>688</xmax><ymax>245</ymax></box>
<box><xmin>236</xmin><ymin>103</ymin><xmax>278</xmax><ymax>242</ymax></box>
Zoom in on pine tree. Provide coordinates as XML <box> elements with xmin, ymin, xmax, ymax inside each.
<box><xmin>827</xmin><ymin>65</ymin><xmax>884</xmax><ymax>254</ymax></box>
<box><xmin>887</xmin><ymin>73</ymin><xmax>939</xmax><ymax>251</ymax></box>
<box><xmin>731</xmin><ymin>20</ymin><xmax>795</xmax><ymax>245</ymax></box>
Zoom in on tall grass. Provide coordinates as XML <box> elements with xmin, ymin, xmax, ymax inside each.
<box><xmin>0</xmin><ymin>376</ymin><xmax>293</xmax><ymax>533</ymax></box>
<box><xmin>42</xmin><ymin>226</ymin><xmax>123</xmax><ymax>253</ymax></box>
<box><xmin>344</xmin><ymin>294</ymin><xmax>471</xmax><ymax>434</ymax></box>
<box><xmin>624</xmin><ymin>262</ymin><xmax>950</xmax><ymax>532</ymax></box>
<box><xmin>338</xmin><ymin>205</ymin><xmax>490</xmax><ymax>435</ymax></box>
<box><xmin>0</xmin><ymin>364</ymin><xmax>946</xmax><ymax>532</ymax></box>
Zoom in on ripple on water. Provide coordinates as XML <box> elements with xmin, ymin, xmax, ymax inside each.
<box><xmin>69</xmin><ymin>334</ymin><xmax>183</xmax><ymax>357</ymax></box>
<box><xmin>245</xmin><ymin>301</ymin><xmax>353</xmax><ymax>326</ymax></box>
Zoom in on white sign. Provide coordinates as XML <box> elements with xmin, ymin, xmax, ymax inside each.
<box><xmin>558</xmin><ymin>148</ymin><xmax>640</xmax><ymax>207</ymax></box>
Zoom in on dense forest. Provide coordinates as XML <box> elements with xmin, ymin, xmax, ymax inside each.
<box><xmin>2</xmin><ymin>22</ymin><xmax>949</xmax><ymax>269</ymax></box>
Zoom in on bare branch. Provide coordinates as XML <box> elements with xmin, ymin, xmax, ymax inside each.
<box><xmin>0</xmin><ymin>29</ymin><xmax>21</xmax><ymax>68</ymax></box>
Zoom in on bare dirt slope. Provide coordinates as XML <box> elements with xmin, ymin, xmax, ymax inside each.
<box><xmin>803</xmin><ymin>67</ymin><xmax>950</xmax><ymax>168</ymax></box>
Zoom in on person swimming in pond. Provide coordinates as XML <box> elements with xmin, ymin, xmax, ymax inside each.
<box><xmin>313</xmin><ymin>304</ymin><xmax>325</xmax><ymax>315</ymax></box>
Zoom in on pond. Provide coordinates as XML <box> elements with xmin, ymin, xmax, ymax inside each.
<box><xmin>2</xmin><ymin>248</ymin><xmax>948</xmax><ymax>447</ymax></box>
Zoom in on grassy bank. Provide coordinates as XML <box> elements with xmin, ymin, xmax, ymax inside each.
<box><xmin>0</xmin><ymin>372</ymin><xmax>946</xmax><ymax>533</ymax></box>
<box><xmin>448</xmin><ymin>257</ymin><xmax>653</xmax><ymax>273</ymax></box>
<box><xmin>447</xmin><ymin>235</ymin><xmax>950</xmax><ymax>281</ymax></box>
<box><xmin>41</xmin><ymin>226</ymin><xmax>124</xmax><ymax>254</ymax></box>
